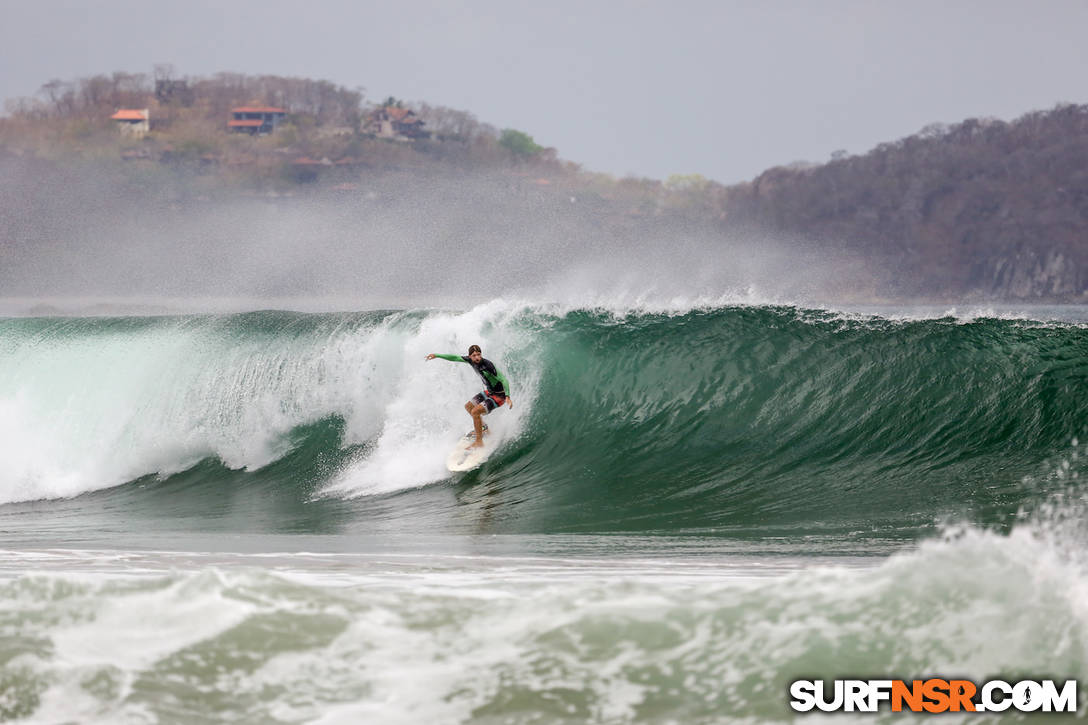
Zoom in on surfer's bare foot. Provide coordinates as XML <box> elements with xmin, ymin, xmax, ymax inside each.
<box><xmin>469</xmin><ymin>440</ymin><xmax>485</xmax><ymax>449</ymax></box>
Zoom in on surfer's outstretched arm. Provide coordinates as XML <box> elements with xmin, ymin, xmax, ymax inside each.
<box><xmin>426</xmin><ymin>353</ymin><xmax>467</xmax><ymax>362</ymax></box>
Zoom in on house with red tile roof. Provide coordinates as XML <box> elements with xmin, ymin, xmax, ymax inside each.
<box><xmin>363</xmin><ymin>106</ymin><xmax>429</xmax><ymax>140</ymax></box>
<box><xmin>110</xmin><ymin>109</ymin><xmax>150</xmax><ymax>137</ymax></box>
<box><xmin>228</xmin><ymin>106</ymin><xmax>287</xmax><ymax>134</ymax></box>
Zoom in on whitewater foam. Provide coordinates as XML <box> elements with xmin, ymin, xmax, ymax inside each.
<box><xmin>0</xmin><ymin>314</ymin><xmax>392</xmax><ymax>502</ymax></box>
<box><xmin>3</xmin><ymin>511</ymin><xmax>1088</xmax><ymax>723</ymax></box>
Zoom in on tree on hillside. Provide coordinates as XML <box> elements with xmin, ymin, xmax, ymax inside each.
<box><xmin>417</xmin><ymin>103</ymin><xmax>496</xmax><ymax>142</ymax></box>
<box><xmin>664</xmin><ymin>173</ymin><xmax>709</xmax><ymax>192</ymax></box>
<box><xmin>499</xmin><ymin>128</ymin><xmax>543</xmax><ymax>157</ymax></box>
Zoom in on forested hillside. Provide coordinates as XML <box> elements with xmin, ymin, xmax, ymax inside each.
<box><xmin>2</xmin><ymin>69</ymin><xmax>1086</xmax><ymax>300</ymax></box>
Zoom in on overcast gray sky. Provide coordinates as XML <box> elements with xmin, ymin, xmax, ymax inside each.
<box><xmin>2</xmin><ymin>0</ymin><xmax>1086</xmax><ymax>183</ymax></box>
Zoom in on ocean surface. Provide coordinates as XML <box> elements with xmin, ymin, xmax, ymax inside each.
<box><xmin>1</xmin><ymin>300</ymin><xmax>1087</xmax><ymax>723</ymax></box>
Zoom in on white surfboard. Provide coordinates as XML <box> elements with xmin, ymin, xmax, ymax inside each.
<box><xmin>447</xmin><ymin>428</ymin><xmax>491</xmax><ymax>472</ymax></box>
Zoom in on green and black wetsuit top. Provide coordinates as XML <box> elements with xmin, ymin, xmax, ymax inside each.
<box><xmin>433</xmin><ymin>354</ymin><xmax>511</xmax><ymax>398</ymax></box>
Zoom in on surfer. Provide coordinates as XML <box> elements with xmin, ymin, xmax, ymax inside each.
<box><xmin>426</xmin><ymin>345</ymin><xmax>513</xmax><ymax>448</ymax></box>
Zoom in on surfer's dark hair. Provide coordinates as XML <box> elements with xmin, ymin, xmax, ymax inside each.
<box><xmin>468</xmin><ymin>345</ymin><xmax>481</xmax><ymax>354</ymax></box>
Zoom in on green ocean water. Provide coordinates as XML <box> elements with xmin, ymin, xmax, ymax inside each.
<box><xmin>1</xmin><ymin>302</ymin><xmax>1087</xmax><ymax>722</ymax></box>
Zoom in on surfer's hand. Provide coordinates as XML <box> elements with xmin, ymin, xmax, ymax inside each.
<box><xmin>506</xmin><ymin>397</ymin><xmax>513</xmax><ymax>409</ymax></box>
<box><xmin>425</xmin><ymin>354</ymin><xmax>435</xmax><ymax>360</ymax></box>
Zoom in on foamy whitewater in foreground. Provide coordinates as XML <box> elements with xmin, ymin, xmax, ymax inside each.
<box><xmin>3</xmin><ymin>517</ymin><xmax>1088</xmax><ymax>724</ymax></box>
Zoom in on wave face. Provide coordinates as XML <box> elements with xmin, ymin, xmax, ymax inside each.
<box><xmin>1</xmin><ymin>304</ymin><xmax>1086</xmax><ymax>535</ymax></box>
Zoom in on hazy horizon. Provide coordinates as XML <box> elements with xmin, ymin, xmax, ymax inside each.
<box><xmin>3</xmin><ymin>0</ymin><xmax>1087</xmax><ymax>184</ymax></box>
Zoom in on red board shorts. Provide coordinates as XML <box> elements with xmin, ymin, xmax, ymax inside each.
<box><xmin>471</xmin><ymin>390</ymin><xmax>506</xmax><ymax>414</ymax></box>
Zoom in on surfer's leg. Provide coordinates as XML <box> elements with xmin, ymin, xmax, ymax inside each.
<box><xmin>470</xmin><ymin>403</ymin><xmax>487</xmax><ymax>447</ymax></box>
<box><xmin>467</xmin><ymin>392</ymin><xmax>487</xmax><ymax>418</ymax></box>
<box><xmin>466</xmin><ymin>392</ymin><xmax>491</xmax><ymax>447</ymax></box>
